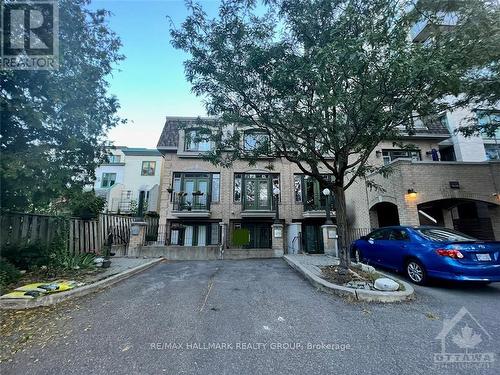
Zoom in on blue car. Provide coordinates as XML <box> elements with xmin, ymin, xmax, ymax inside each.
<box><xmin>351</xmin><ymin>226</ymin><xmax>500</xmax><ymax>285</ymax></box>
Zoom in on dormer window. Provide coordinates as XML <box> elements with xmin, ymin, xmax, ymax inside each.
<box><xmin>243</xmin><ymin>130</ymin><xmax>270</xmax><ymax>152</ymax></box>
<box><xmin>184</xmin><ymin>129</ymin><xmax>212</xmax><ymax>152</ymax></box>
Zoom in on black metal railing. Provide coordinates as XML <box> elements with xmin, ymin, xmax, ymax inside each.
<box><xmin>303</xmin><ymin>197</ymin><xmax>335</xmax><ymax>212</ymax></box>
<box><xmin>173</xmin><ymin>193</ymin><xmax>210</xmax><ymax>211</ymax></box>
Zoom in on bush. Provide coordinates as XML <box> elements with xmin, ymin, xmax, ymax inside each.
<box><xmin>66</xmin><ymin>191</ymin><xmax>106</xmax><ymax>219</ymax></box>
<box><xmin>1</xmin><ymin>242</ymin><xmax>51</xmax><ymax>270</ymax></box>
<box><xmin>0</xmin><ymin>259</ymin><xmax>21</xmax><ymax>293</ymax></box>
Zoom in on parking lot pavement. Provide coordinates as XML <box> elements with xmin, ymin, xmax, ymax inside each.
<box><xmin>1</xmin><ymin>259</ymin><xmax>499</xmax><ymax>375</ymax></box>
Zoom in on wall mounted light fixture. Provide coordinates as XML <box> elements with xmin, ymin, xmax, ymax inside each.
<box><xmin>406</xmin><ymin>188</ymin><xmax>418</xmax><ymax>199</ymax></box>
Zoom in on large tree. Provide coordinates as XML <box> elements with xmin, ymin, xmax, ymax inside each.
<box><xmin>171</xmin><ymin>0</ymin><xmax>500</xmax><ymax>270</ymax></box>
<box><xmin>1</xmin><ymin>0</ymin><xmax>124</xmax><ymax>212</ymax></box>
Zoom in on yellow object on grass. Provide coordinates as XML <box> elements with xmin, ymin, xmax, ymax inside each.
<box><xmin>0</xmin><ymin>280</ymin><xmax>81</xmax><ymax>299</ymax></box>
<box><xmin>0</xmin><ymin>290</ymin><xmax>43</xmax><ymax>299</ymax></box>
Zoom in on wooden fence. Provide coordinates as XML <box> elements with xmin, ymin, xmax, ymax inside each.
<box><xmin>0</xmin><ymin>212</ymin><xmax>134</xmax><ymax>254</ymax></box>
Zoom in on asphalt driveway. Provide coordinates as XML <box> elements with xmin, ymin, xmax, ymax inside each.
<box><xmin>1</xmin><ymin>259</ymin><xmax>499</xmax><ymax>375</ymax></box>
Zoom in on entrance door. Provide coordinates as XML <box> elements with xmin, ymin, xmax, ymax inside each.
<box><xmin>303</xmin><ymin>224</ymin><xmax>324</xmax><ymax>254</ymax></box>
<box><xmin>242</xmin><ymin>223</ymin><xmax>272</xmax><ymax>248</ymax></box>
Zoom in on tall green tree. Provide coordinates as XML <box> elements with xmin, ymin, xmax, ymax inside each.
<box><xmin>172</xmin><ymin>0</ymin><xmax>499</xmax><ymax>270</ymax></box>
<box><xmin>1</xmin><ymin>0</ymin><xmax>125</xmax><ymax>211</ymax></box>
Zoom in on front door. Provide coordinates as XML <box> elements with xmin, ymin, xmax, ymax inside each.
<box><xmin>242</xmin><ymin>223</ymin><xmax>271</xmax><ymax>248</ymax></box>
<box><xmin>303</xmin><ymin>224</ymin><xmax>324</xmax><ymax>254</ymax></box>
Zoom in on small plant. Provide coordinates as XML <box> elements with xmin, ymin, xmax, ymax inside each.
<box><xmin>0</xmin><ymin>259</ymin><xmax>21</xmax><ymax>293</ymax></box>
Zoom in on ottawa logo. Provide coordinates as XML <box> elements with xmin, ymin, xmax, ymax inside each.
<box><xmin>434</xmin><ymin>307</ymin><xmax>495</xmax><ymax>369</ymax></box>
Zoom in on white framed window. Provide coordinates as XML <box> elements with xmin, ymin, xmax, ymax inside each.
<box><xmin>184</xmin><ymin>129</ymin><xmax>212</xmax><ymax>152</ymax></box>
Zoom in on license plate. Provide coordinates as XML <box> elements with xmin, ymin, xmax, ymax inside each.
<box><xmin>476</xmin><ymin>253</ymin><xmax>491</xmax><ymax>261</ymax></box>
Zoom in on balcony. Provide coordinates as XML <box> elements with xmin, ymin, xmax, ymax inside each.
<box><xmin>171</xmin><ymin>193</ymin><xmax>211</xmax><ymax>218</ymax></box>
<box><xmin>302</xmin><ymin>199</ymin><xmax>335</xmax><ymax>219</ymax></box>
<box><xmin>411</xmin><ymin>12</ymin><xmax>458</xmax><ymax>42</ymax></box>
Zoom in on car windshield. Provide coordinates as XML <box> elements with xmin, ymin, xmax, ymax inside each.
<box><xmin>417</xmin><ymin>228</ymin><xmax>477</xmax><ymax>242</ymax></box>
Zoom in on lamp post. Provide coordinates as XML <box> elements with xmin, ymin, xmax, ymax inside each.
<box><xmin>273</xmin><ymin>187</ymin><xmax>280</xmax><ymax>224</ymax></box>
<box><xmin>322</xmin><ymin>188</ymin><xmax>333</xmax><ymax>225</ymax></box>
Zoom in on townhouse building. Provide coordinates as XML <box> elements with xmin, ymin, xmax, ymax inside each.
<box><xmin>155</xmin><ymin>114</ymin><xmax>500</xmax><ymax>255</ymax></box>
<box><xmin>151</xmin><ymin>10</ymin><xmax>499</xmax><ymax>254</ymax></box>
<box><xmin>93</xmin><ymin>147</ymin><xmax>163</xmax><ymax>213</ymax></box>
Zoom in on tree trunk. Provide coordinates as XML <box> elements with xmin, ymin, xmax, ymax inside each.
<box><xmin>334</xmin><ymin>184</ymin><xmax>350</xmax><ymax>272</ymax></box>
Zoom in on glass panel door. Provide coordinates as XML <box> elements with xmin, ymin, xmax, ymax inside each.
<box><xmin>197</xmin><ymin>180</ymin><xmax>208</xmax><ymax>207</ymax></box>
<box><xmin>244</xmin><ymin>175</ymin><xmax>271</xmax><ymax>210</ymax></box>
<box><xmin>197</xmin><ymin>225</ymin><xmax>206</xmax><ymax>246</ymax></box>
<box><xmin>184</xmin><ymin>226</ymin><xmax>193</xmax><ymax>246</ymax></box>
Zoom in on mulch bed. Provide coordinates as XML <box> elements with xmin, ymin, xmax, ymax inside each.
<box><xmin>320</xmin><ymin>265</ymin><xmax>378</xmax><ymax>285</ymax></box>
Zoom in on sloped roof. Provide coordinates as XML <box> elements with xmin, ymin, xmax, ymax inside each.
<box><xmin>156</xmin><ymin>115</ymin><xmax>451</xmax><ymax>150</ymax></box>
<box><xmin>157</xmin><ymin>116</ymin><xmax>215</xmax><ymax>149</ymax></box>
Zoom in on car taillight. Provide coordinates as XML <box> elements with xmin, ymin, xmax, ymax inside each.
<box><xmin>436</xmin><ymin>249</ymin><xmax>464</xmax><ymax>259</ymax></box>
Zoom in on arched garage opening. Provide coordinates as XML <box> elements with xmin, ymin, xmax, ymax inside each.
<box><xmin>418</xmin><ymin>198</ymin><xmax>499</xmax><ymax>240</ymax></box>
<box><xmin>370</xmin><ymin>202</ymin><xmax>400</xmax><ymax>227</ymax></box>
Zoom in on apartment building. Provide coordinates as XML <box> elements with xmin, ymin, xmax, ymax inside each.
<box><xmin>155</xmin><ymin>115</ymin><xmax>500</xmax><ymax>255</ymax></box>
<box><xmin>93</xmin><ymin>147</ymin><xmax>163</xmax><ymax>213</ymax></box>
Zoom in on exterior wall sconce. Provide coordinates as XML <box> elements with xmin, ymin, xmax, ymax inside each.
<box><xmin>375</xmin><ymin>150</ymin><xmax>382</xmax><ymax>157</ymax></box>
<box><xmin>406</xmin><ymin>188</ymin><xmax>418</xmax><ymax>199</ymax></box>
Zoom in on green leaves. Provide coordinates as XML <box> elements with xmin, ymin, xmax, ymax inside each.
<box><xmin>1</xmin><ymin>0</ymin><xmax>125</xmax><ymax>212</ymax></box>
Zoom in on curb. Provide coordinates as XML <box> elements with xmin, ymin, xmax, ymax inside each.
<box><xmin>283</xmin><ymin>255</ymin><xmax>414</xmax><ymax>303</ymax></box>
<box><xmin>0</xmin><ymin>258</ymin><xmax>164</xmax><ymax>310</ymax></box>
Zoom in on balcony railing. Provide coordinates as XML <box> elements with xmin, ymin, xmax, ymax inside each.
<box><xmin>172</xmin><ymin>193</ymin><xmax>210</xmax><ymax>211</ymax></box>
<box><xmin>411</xmin><ymin>12</ymin><xmax>458</xmax><ymax>42</ymax></box>
<box><xmin>303</xmin><ymin>197</ymin><xmax>335</xmax><ymax>212</ymax></box>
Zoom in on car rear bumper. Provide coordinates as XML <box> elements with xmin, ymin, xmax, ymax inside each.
<box><xmin>428</xmin><ymin>265</ymin><xmax>500</xmax><ymax>282</ymax></box>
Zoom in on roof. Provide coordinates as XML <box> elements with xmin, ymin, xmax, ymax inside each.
<box><xmin>157</xmin><ymin>116</ymin><xmax>214</xmax><ymax>150</ymax></box>
<box><xmin>156</xmin><ymin>115</ymin><xmax>451</xmax><ymax>150</ymax></box>
<box><xmin>121</xmin><ymin>147</ymin><xmax>161</xmax><ymax>156</ymax></box>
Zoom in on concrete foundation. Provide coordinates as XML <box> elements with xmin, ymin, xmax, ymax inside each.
<box><xmin>131</xmin><ymin>246</ymin><xmax>283</xmax><ymax>260</ymax></box>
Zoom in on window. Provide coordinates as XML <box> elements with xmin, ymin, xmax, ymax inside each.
<box><xmin>233</xmin><ymin>173</ymin><xmax>279</xmax><ymax>209</ymax></box>
<box><xmin>477</xmin><ymin>110</ymin><xmax>500</xmax><ymax>139</ymax></box>
<box><xmin>107</xmin><ymin>155</ymin><xmax>121</xmax><ymax>163</ymax></box>
<box><xmin>417</xmin><ymin>228</ymin><xmax>476</xmax><ymax>242</ymax></box>
<box><xmin>170</xmin><ymin>223</ymin><xmax>220</xmax><ymax>246</ymax></box>
<box><xmin>382</xmin><ymin>149</ymin><xmax>421</xmax><ymax>165</ymax></box>
<box><xmin>243</xmin><ymin>131</ymin><xmax>270</xmax><ymax>152</ymax></box>
<box><xmin>101</xmin><ymin>173</ymin><xmax>116</xmax><ymax>188</ymax></box>
<box><xmin>234</xmin><ymin>174</ymin><xmax>242</xmax><ymax>202</ymax></box>
<box><xmin>141</xmin><ymin>161</ymin><xmax>156</xmax><ymax>176</ymax></box>
<box><xmin>184</xmin><ymin>129</ymin><xmax>212</xmax><ymax>152</ymax></box>
<box><xmin>368</xmin><ymin>229</ymin><xmax>389</xmax><ymax>240</ymax></box>
<box><xmin>388</xmin><ymin>229</ymin><xmax>409</xmax><ymax>241</ymax></box>
<box><xmin>171</xmin><ymin>172</ymin><xmax>219</xmax><ymax>208</ymax></box>
<box><xmin>294</xmin><ymin>174</ymin><xmax>334</xmax><ymax>210</ymax></box>
<box><xmin>294</xmin><ymin>175</ymin><xmax>302</xmax><ymax>202</ymax></box>
<box><xmin>485</xmin><ymin>144</ymin><xmax>500</xmax><ymax>160</ymax></box>
<box><xmin>211</xmin><ymin>174</ymin><xmax>220</xmax><ymax>203</ymax></box>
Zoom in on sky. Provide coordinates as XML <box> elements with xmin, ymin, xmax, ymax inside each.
<box><xmin>91</xmin><ymin>0</ymin><xmax>221</xmax><ymax>148</ymax></box>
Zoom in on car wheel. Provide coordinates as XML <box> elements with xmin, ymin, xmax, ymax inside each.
<box><xmin>406</xmin><ymin>259</ymin><xmax>427</xmax><ymax>285</ymax></box>
<box><xmin>352</xmin><ymin>247</ymin><xmax>363</xmax><ymax>263</ymax></box>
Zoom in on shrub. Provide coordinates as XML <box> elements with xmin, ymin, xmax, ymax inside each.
<box><xmin>1</xmin><ymin>242</ymin><xmax>51</xmax><ymax>270</ymax></box>
<box><xmin>0</xmin><ymin>259</ymin><xmax>21</xmax><ymax>293</ymax></box>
